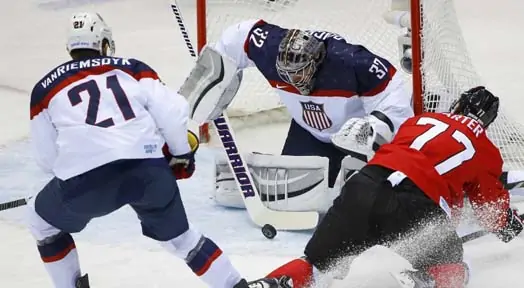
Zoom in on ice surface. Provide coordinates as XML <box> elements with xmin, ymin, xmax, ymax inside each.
<box><xmin>2</xmin><ymin>0</ymin><xmax>524</xmax><ymax>287</ymax></box>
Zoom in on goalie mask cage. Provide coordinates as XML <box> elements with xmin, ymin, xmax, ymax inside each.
<box><xmin>187</xmin><ymin>0</ymin><xmax>524</xmax><ymax>170</ymax></box>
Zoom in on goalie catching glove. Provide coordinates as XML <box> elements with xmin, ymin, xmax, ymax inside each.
<box><xmin>331</xmin><ymin>111</ymin><xmax>394</xmax><ymax>158</ymax></box>
<box><xmin>162</xmin><ymin>130</ymin><xmax>199</xmax><ymax>179</ymax></box>
<box><xmin>495</xmin><ymin>208</ymin><xmax>524</xmax><ymax>243</ymax></box>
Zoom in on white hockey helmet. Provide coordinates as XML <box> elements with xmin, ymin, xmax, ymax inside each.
<box><xmin>66</xmin><ymin>12</ymin><xmax>115</xmax><ymax>56</ymax></box>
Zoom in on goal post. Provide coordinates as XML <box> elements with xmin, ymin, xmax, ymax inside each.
<box><xmin>187</xmin><ymin>0</ymin><xmax>524</xmax><ymax>170</ymax></box>
<box><xmin>410</xmin><ymin>0</ymin><xmax>424</xmax><ymax>116</ymax></box>
<box><xmin>196</xmin><ymin>0</ymin><xmax>210</xmax><ymax>143</ymax></box>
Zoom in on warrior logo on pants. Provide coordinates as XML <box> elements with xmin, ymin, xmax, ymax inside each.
<box><xmin>300</xmin><ymin>101</ymin><xmax>332</xmax><ymax>131</ymax></box>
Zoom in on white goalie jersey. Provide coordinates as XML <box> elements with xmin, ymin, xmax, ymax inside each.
<box><xmin>201</xmin><ymin>19</ymin><xmax>415</xmax><ymax>213</ymax></box>
<box><xmin>211</xmin><ymin>19</ymin><xmax>414</xmax><ymax>143</ymax></box>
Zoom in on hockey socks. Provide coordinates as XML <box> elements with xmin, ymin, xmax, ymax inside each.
<box><xmin>427</xmin><ymin>262</ymin><xmax>468</xmax><ymax>288</ymax></box>
<box><xmin>37</xmin><ymin>232</ymin><xmax>82</xmax><ymax>288</ymax></box>
<box><xmin>266</xmin><ymin>257</ymin><xmax>314</xmax><ymax>288</ymax></box>
<box><xmin>161</xmin><ymin>226</ymin><xmax>243</xmax><ymax>288</ymax></box>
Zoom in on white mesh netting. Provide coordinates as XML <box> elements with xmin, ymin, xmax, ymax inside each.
<box><xmin>417</xmin><ymin>0</ymin><xmax>524</xmax><ymax>169</ymax></box>
<box><xmin>177</xmin><ymin>0</ymin><xmax>524</xmax><ymax>169</ymax></box>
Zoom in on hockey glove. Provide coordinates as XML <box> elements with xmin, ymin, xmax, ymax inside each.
<box><xmin>331</xmin><ymin>113</ymin><xmax>393</xmax><ymax>158</ymax></box>
<box><xmin>163</xmin><ymin>130</ymin><xmax>199</xmax><ymax>180</ymax></box>
<box><xmin>495</xmin><ymin>208</ymin><xmax>523</xmax><ymax>243</ymax></box>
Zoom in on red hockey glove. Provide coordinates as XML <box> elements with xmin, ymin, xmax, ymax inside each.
<box><xmin>163</xmin><ymin>130</ymin><xmax>199</xmax><ymax>180</ymax></box>
<box><xmin>495</xmin><ymin>209</ymin><xmax>523</xmax><ymax>243</ymax></box>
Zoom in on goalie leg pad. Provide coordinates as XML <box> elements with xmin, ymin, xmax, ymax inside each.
<box><xmin>282</xmin><ymin>119</ymin><xmax>347</xmax><ymax>187</ymax></box>
<box><xmin>213</xmin><ymin>152</ymin><xmax>333</xmax><ymax>213</ymax></box>
<box><xmin>501</xmin><ymin>170</ymin><xmax>524</xmax><ymax>190</ymax></box>
<box><xmin>332</xmin><ymin>155</ymin><xmax>368</xmax><ymax>193</ymax></box>
<box><xmin>215</xmin><ymin>155</ymin><xmax>246</xmax><ymax>209</ymax></box>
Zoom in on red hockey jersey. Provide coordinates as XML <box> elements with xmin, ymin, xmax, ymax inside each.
<box><xmin>369</xmin><ymin>112</ymin><xmax>509</xmax><ymax>231</ymax></box>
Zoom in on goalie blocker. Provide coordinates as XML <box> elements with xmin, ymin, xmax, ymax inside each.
<box><xmin>177</xmin><ymin>46</ymin><xmax>243</xmax><ymax>125</ymax></box>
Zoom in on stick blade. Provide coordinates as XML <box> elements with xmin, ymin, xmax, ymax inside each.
<box><xmin>250</xmin><ymin>206</ymin><xmax>320</xmax><ymax>230</ymax></box>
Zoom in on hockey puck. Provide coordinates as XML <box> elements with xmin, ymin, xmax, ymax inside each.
<box><xmin>262</xmin><ymin>224</ymin><xmax>277</xmax><ymax>239</ymax></box>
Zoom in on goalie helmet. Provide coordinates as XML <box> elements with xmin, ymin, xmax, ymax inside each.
<box><xmin>66</xmin><ymin>12</ymin><xmax>115</xmax><ymax>57</ymax></box>
<box><xmin>449</xmin><ymin>86</ymin><xmax>499</xmax><ymax>128</ymax></box>
<box><xmin>276</xmin><ymin>29</ymin><xmax>326</xmax><ymax>95</ymax></box>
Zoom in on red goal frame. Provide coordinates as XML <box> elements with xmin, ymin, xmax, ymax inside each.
<box><xmin>196</xmin><ymin>0</ymin><xmax>210</xmax><ymax>143</ymax></box>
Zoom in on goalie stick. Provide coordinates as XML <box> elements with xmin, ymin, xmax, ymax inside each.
<box><xmin>170</xmin><ymin>1</ymin><xmax>319</xmax><ymax>230</ymax></box>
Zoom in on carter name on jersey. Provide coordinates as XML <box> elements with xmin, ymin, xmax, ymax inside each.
<box><xmin>443</xmin><ymin>113</ymin><xmax>485</xmax><ymax>138</ymax></box>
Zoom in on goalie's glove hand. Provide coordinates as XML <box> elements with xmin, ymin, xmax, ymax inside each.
<box><xmin>495</xmin><ymin>208</ymin><xmax>523</xmax><ymax>243</ymax></box>
<box><xmin>331</xmin><ymin>114</ymin><xmax>393</xmax><ymax>158</ymax></box>
<box><xmin>163</xmin><ymin>130</ymin><xmax>199</xmax><ymax>180</ymax></box>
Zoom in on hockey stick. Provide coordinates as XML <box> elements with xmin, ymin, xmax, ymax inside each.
<box><xmin>460</xmin><ymin>212</ymin><xmax>524</xmax><ymax>243</ymax></box>
<box><xmin>169</xmin><ymin>1</ymin><xmax>319</xmax><ymax>230</ymax></box>
<box><xmin>461</xmin><ymin>230</ymin><xmax>488</xmax><ymax>243</ymax></box>
<box><xmin>0</xmin><ymin>197</ymin><xmax>30</xmax><ymax>212</ymax></box>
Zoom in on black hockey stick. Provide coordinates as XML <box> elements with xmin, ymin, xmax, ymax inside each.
<box><xmin>461</xmin><ymin>230</ymin><xmax>489</xmax><ymax>243</ymax></box>
<box><xmin>460</xmin><ymin>212</ymin><xmax>524</xmax><ymax>243</ymax></box>
<box><xmin>0</xmin><ymin>197</ymin><xmax>31</xmax><ymax>212</ymax></box>
<box><xmin>449</xmin><ymin>172</ymin><xmax>524</xmax><ymax>243</ymax></box>
<box><xmin>170</xmin><ymin>2</ymin><xmax>197</xmax><ymax>58</ymax></box>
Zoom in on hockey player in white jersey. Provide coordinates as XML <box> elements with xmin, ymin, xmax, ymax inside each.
<box><xmin>26</xmin><ymin>12</ymin><xmax>252</xmax><ymax>288</ymax></box>
<box><xmin>204</xmin><ymin>19</ymin><xmax>413</xmax><ymax>212</ymax></box>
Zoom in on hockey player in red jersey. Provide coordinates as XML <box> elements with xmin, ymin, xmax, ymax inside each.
<box><xmin>250</xmin><ymin>86</ymin><xmax>524</xmax><ymax>288</ymax></box>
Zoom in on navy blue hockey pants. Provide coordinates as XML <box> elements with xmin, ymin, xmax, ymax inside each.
<box><xmin>282</xmin><ymin>119</ymin><xmax>347</xmax><ymax>187</ymax></box>
<box><xmin>34</xmin><ymin>158</ymin><xmax>188</xmax><ymax>241</ymax></box>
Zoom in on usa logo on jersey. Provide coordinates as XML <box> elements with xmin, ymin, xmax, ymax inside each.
<box><xmin>301</xmin><ymin>101</ymin><xmax>332</xmax><ymax>131</ymax></box>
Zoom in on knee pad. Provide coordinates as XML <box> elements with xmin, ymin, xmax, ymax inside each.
<box><xmin>25</xmin><ymin>196</ymin><xmax>62</xmax><ymax>242</ymax></box>
<box><xmin>160</xmin><ymin>224</ymin><xmax>202</xmax><ymax>259</ymax></box>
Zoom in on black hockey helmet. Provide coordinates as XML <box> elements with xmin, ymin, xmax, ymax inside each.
<box><xmin>276</xmin><ymin>29</ymin><xmax>326</xmax><ymax>95</ymax></box>
<box><xmin>449</xmin><ymin>86</ymin><xmax>499</xmax><ymax>128</ymax></box>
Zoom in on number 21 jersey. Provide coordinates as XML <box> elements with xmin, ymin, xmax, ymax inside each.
<box><xmin>368</xmin><ymin>112</ymin><xmax>509</xmax><ymax>231</ymax></box>
<box><xmin>30</xmin><ymin>57</ymin><xmax>191</xmax><ymax>180</ymax></box>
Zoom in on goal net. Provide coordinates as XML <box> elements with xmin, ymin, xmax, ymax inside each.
<box><xmin>177</xmin><ymin>0</ymin><xmax>524</xmax><ymax>170</ymax></box>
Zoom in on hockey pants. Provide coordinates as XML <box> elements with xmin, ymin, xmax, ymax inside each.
<box><xmin>304</xmin><ymin>164</ymin><xmax>464</xmax><ymax>272</ymax></box>
<box><xmin>27</xmin><ymin>158</ymin><xmax>189</xmax><ymax>241</ymax></box>
<box><xmin>25</xmin><ymin>158</ymin><xmax>244</xmax><ymax>288</ymax></box>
